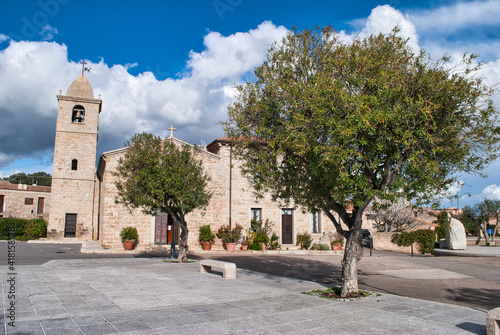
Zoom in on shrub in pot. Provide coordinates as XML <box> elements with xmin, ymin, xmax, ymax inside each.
<box><xmin>120</xmin><ymin>226</ymin><xmax>138</xmax><ymax>250</ymax></box>
<box><xmin>296</xmin><ymin>232</ymin><xmax>312</xmax><ymax>249</ymax></box>
<box><xmin>199</xmin><ymin>225</ymin><xmax>215</xmax><ymax>250</ymax></box>
<box><xmin>217</xmin><ymin>224</ymin><xmax>243</xmax><ymax>250</ymax></box>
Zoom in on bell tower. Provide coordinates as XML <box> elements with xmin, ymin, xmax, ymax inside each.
<box><xmin>48</xmin><ymin>71</ymin><xmax>102</xmax><ymax>240</ymax></box>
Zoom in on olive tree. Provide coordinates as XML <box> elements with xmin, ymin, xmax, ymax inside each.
<box><xmin>114</xmin><ymin>132</ymin><xmax>212</xmax><ymax>262</ymax></box>
<box><xmin>225</xmin><ymin>27</ymin><xmax>500</xmax><ymax>296</ymax></box>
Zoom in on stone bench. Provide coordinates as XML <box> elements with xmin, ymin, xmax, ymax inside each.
<box><xmin>199</xmin><ymin>259</ymin><xmax>236</xmax><ymax>279</ymax></box>
<box><xmin>487</xmin><ymin>307</ymin><xmax>500</xmax><ymax>335</ymax></box>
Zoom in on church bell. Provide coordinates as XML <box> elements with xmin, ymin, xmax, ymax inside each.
<box><xmin>73</xmin><ymin>109</ymin><xmax>84</xmax><ymax>122</ymax></box>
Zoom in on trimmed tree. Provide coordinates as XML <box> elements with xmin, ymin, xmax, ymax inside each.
<box><xmin>462</xmin><ymin>199</ymin><xmax>500</xmax><ymax>244</ymax></box>
<box><xmin>225</xmin><ymin>27</ymin><xmax>500</xmax><ymax>296</ymax></box>
<box><xmin>114</xmin><ymin>132</ymin><xmax>212</xmax><ymax>262</ymax></box>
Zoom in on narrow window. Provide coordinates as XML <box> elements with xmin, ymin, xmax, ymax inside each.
<box><xmin>71</xmin><ymin>159</ymin><xmax>78</xmax><ymax>171</ymax></box>
<box><xmin>25</xmin><ymin>198</ymin><xmax>34</xmax><ymax>205</ymax></box>
<box><xmin>250</xmin><ymin>208</ymin><xmax>262</xmax><ymax>222</ymax></box>
<box><xmin>0</xmin><ymin>195</ymin><xmax>4</xmax><ymax>213</ymax></box>
<box><xmin>72</xmin><ymin>105</ymin><xmax>85</xmax><ymax>123</ymax></box>
<box><xmin>312</xmin><ymin>212</ymin><xmax>320</xmax><ymax>233</ymax></box>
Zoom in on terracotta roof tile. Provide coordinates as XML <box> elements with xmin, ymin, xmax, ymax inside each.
<box><xmin>0</xmin><ymin>180</ymin><xmax>51</xmax><ymax>193</ymax></box>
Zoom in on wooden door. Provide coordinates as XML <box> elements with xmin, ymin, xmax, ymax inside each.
<box><xmin>37</xmin><ymin>197</ymin><xmax>45</xmax><ymax>214</ymax></box>
<box><xmin>282</xmin><ymin>209</ymin><xmax>293</xmax><ymax>244</ymax></box>
<box><xmin>155</xmin><ymin>214</ymin><xmax>168</xmax><ymax>244</ymax></box>
<box><xmin>64</xmin><ymin>214</ymin><xmax>77</xmax><ymax>237</ymax></box>
<box><xmin>167</xmin><ymin>216</ymin><xmax>179</xmax><ymax>244</ymax></box>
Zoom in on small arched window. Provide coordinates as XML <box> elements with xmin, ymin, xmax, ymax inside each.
<box><xmin>71</xmin><ymin>159</ymin><xmax>78</xmax><ymax>171</ymax></box>
<box><xmin>72</xmin><ymin>105</ymin><xmax>85</xmax><ymax>123</ymax></box>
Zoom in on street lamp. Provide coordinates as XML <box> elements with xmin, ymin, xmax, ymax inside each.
<box><xmin>453</xmin><ymin>192</ymin><xmax>471</xmax><ymax>215</ymax></box>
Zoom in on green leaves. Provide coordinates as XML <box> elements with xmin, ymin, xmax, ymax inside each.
<box><xmin>225</xmin><ymin>26</ymin><xmax>499</xmax><ymax>219</ymax></box>
<box><xmin>114</xmin><ymin>132</ymin><xmax>212</xmax><ymax>218</ymax></box>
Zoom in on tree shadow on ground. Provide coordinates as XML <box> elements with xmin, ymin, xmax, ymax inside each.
<box><xmin>445</xmin><ymin>287</ymin><xmax>500</xmax><ymax>311</ymax></box>
<box><xmin>456</xmin><ymin>322</ymin><xmax>486</xmax><ymax>335</ymax></box>
<box><xmin>189</xmin><ymin>254</ymin><xmax>344</xmax><ymax>285</ymax></box>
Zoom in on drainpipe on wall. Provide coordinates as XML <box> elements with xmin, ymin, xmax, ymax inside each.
<box><xmin>229</xmin><ymin>141</ymin><xmax>233</xmax><ymax>230</ymax></box>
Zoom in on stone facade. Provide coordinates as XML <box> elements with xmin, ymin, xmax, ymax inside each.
<box><xmin>0</xmin><ymin>181</ymin><xmax>50</xmax><ymax>220</ymax></box>
<box><xmin>42</xmin><ymin>74</ymin><xmax>373</xmax><ymax>250</ymax></box>
<box><xmin>47</xmin><ymin>75</ymin><xmax>102</xmax><ymax>240</ymax></box>
<box><xmin>95</xmin><ymin>137</ymin><xmax>372</xmax><ymax>251</ymax></box>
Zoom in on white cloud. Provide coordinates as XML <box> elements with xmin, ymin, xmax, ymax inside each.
<box><xmin>339</xmin><ymin>5</ymin><xmax>420</xmax><ymax>51</ymax></box>
<box><xmin>0</xmin><ymin>22</ymin><xmax>288</xmax><ymax>170</ymax></box>
<box><xmin>0</xmin><ymin>34</ymin><xmax>8</xmax><ymax>43</ymax></box>
<box><xmin>480</xmin><ymin>184</ymin><xmax>500</xmax><ymax>201</ymax></box>
<box><xmin>410</xmin><ymin>0</ymin><xmax>500</xmax><ymax>34</ymax></box>
<box><xmin>187</xmin><ymin>21</ymin><xmax>288</xmax><ymax>81</ymax></box>
<box><xmin>39</xmin><ymin>24</ymin><xmax>58</xmax><ymax>41</ymax></box>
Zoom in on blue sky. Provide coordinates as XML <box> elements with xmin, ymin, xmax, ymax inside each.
<box><xmin>1</xmin><ymin>0</ymin><xmax>500</xmax><ymax>208</ymax></box>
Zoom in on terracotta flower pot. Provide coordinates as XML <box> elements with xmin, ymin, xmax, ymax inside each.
<box><xmin>241</xmin><ymin>244</ymin><xmax>249</xmax><ymax>251</ymax></box>
<box><xmin>331</xmin><ymin>242</ymin><xmax>342</xmax><ymax>251</ymax></box>
<box><xmin>225</xmin><ymin>242</ymin><xmax>236</xmax><ymax>251</ymax></box>
<box><xmin>201</xmin><ymin>241</ymin><xmax>212</xmax><ymax>251</ymax></box>
<box><xmin>123</xmin><ymin>241</ymin><xmax>135</xmax><ymax>250</ymax></box>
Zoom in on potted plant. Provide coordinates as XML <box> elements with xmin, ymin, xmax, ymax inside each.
<box><xmin>296</xmin><ymin>232</ymin><xmax>312</xmax><ymax>250</ymax></box>
<box><xmin>269</xmin><ymin>233</ymin><xmax>280</xmax><ymax>250</ymax></box>
<box><xmin>120</xmin><ymin>226</ymin><xmax>138</xmax><ymax>250</ymax></box>
<box><xmin>253</xmin><ymin>231</ymin><xmax>270</xmax><ymax>251</ymax></box>
<box><xmin>217</xmin><ymin>224</ymin><xmax>243</xmax><ymax>251</ymax></box>
<box><xmin>241</xmin><ymin>235</ymin><xmax>250</xmax><ymax>251</ymax></box>
<box><xmin>331</xmin><ymin>237</ymin><xmax>344</xmax><ymax>250</ymax></box>
<box><xmin>199</xmin><ymin>225</ymin><xmax>215</xmax><ymax>251</ymax></box>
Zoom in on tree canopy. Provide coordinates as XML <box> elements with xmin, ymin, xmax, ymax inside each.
<box><xmin>462</xmin><ymin>199</ymin><xmax>500</xmax><ymax>244</ymax></box>
<box><xmin>114</xmin><ymin>132</ymin><xmax>212</xmax><ymax>261</ymax></box>
<box><xmin>225</xmin><ymin>27</ymin><xmax>500</xmax><ymax>296</ymax></box>
<box><xmin>3</xmin><ymin>172</ymin><xmax>52</xmax><ymax>186</ymax></box>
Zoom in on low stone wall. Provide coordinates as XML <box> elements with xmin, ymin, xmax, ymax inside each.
<box><xmin>372</xmin><ymin>232</ymin><xmax>412</xmax><ymax>253</ymax></box>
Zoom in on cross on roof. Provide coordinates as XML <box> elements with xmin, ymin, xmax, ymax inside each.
<box><xmin>167</xmin><ymin>124</ymin><xmax>177</xmax><ymax>138</ymax></box>
<box><xmin>80</xmin><ymin>60</ymin><xmax>87</xmax><ymax>76</ymax></box>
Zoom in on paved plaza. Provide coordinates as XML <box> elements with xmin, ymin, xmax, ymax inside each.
<box><xmin>1</xmin><ymin>257</ymin><xmax>488</xmax><ymax>334</ymax></box>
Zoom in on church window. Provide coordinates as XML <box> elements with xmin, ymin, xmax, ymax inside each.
<box><xmin>71</xmin><ymin>159</ymin><xmax>78</xmax><ymax>171</ymax></box>
<box><xmin>72</xmin><ymin>105</ymin><xmax>85</xmax><ymax>123</ymax></box>
<box><xmin>312</xmin><ymin>212</ymin><xmax>321</xmax><ymax>233</ymax></box>
<box><xmin>250</xmin><ymin>208</ymin><xmax>262</xmax><ymax>222</ymax></box>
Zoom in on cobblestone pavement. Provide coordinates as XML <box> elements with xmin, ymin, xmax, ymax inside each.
<box><xmin>1</xmin><ymin>258</ymin><xmax>488</xmax><ymax>334</ymax></box>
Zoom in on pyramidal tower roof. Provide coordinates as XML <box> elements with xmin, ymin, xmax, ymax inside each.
<box><xmin>66</xmin><ymin>75</ymin><xmax>94</xmax><ymax>99</ymax></box>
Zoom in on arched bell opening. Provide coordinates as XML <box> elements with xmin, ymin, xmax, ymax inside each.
<box><xmin>72</xmin><ymin>105</ymin><xmax>85</xmax><ymax>123</ymax></box>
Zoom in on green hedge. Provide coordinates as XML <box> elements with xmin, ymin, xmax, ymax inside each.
<box><xmin>391</xmin><ymin>229</ymin><xmax>435</xmax><ymax>254</ymax></box>
<box><xmin>0</xmin><ymin>218</ymin><xmax>47</xmax><ymax>240</ymax></box>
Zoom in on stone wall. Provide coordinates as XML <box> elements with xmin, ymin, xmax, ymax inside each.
<box><xmin>372</xmin><ymin>232</ymin><xmax>413</xmax><ymax>253</ymax></box>
<box><xmin>97</xmin><ymin>138</ymin><xmax>374</xmax><ymax>251</ymax></box>
<box><xmin>0</xmin><ymin>185</ymin><xmax>50</xmax><ymax>221</ymax></box>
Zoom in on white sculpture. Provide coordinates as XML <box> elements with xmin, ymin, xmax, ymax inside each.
<box><xmin>446</xmin><ymin>212</ymin><xmax>467</xmax><ymax>250</ymax></box>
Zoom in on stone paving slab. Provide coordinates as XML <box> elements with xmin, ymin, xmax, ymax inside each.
<box><xmin>1</xmin><ymin>258</ymin><xmax>487</xmax><ymax>334</ymax></box>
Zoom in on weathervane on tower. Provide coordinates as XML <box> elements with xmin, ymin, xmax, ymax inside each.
<box><xmin>80</xmin><ymin>60</ymin><xmax>91</xmax><ymax>76</ymax></box>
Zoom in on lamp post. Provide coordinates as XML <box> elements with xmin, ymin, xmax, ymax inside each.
<box><xmin>453</xmin><ymin>192</ymin><xmax>471</xmax><ymax>215</ymax></box>
<box><xmin>168</xmin><ymin>221</ymin><xmax>177</xmax><ymax>260</ymax></box>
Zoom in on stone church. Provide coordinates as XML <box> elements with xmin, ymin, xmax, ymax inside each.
<box><xmin>42</xmin><ymin>73</ymin><xmax>371</xmax><ymax>251</ymax></box>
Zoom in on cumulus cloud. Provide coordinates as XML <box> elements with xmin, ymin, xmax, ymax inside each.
<box><xmin>39</xmin><ymin>24</ymin><xmax>58</xmax><ymax>41</ymax></box>
<box><xmin>338</xmin><ymin>5</ymin><xmax>420</xmax><ymax>51</ymax></box>
<box><xmin>480</xmin><ymin>184</ymin><xmax>500</xmax><ymax>201</ymax></box>
<box><xmin>0</xmin><ymin>34</ymin><xmax>8</xmax><ymax>43</ymax></box>
<box><xmin>410</xmin><ymin>0</ymin><xmax>500</xmax><ymax>34</ymax></box>
<box><xmin>0</xmin><ymin>22</ymin><xmax>288</xmax><ymax>172</ymax></box>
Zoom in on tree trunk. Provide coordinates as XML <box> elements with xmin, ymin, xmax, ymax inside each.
<box><xmin>177</xmin><ymin>222</ymin><xmax>189</xmax><ymax>262</ymax></box>
<box><xmin>340</xmin><ymin>222</ymin><xmax>363</xmax><ymax>297</ymax></box>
